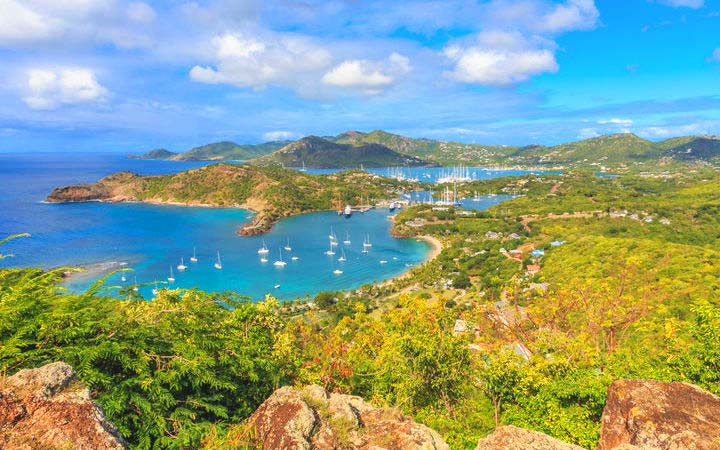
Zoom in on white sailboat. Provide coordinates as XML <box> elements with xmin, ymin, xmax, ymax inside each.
<box><xmin>343</xmin><ymin>230</ymin><xmax>351</xmax><ymax>245</ymax></box>
<box><xmin>177</xmin><ymin>257</ymin><xmax>188</xmax><ymax>271</ymax></box>
<box><xmin>291</xmin><ymin>255</ymin><xmax>299</xmax><ymax>261</ymax></box>
<box><xmin>333</xmin><ymin>268</ymin><xmax>343</xmax><ymax>275</ymax></box>
<box><xmin>167</xmin><ymin>266</ymin><xmax>175</xmax><ymax>282</ymax></box>
<box><xmin>132</xmin><ymin>276</ymin><xmax>139</xmax><ymax>292</ymax></box>
<box><xmin>338</xmin><ymin>247</ymin><xmax>346</xmax><ymax>262</ymax></box>
<box><xmin>120</xmin><ymin>273</ymin><xmax>126</xmax><ymax>282</ymax></box>
<box><xmin>152</xmin><ymin>279</ymin><xmax>159</xmax><ymax>295</ymax></box>
<box><xmin>329</xmin><ymin>226</ymin><xmax>337</xmax><ymax>241</ymax></box>
<box><xmin>380</xmin><ymin>260</ymin><xmax>388</xmax><ymax>264</ymax></box>
<box><xmin>325</xmin><ymin>241</ymin><xmax>336</xmax><ymax>256</ymax></box>
<box><xmin>273</xmin><ymin>248</ymin><xmax>287</xmax><ymax>267</ymax></box>
<box><xmin>190</xmin><ymin>247</ymin><xmax>198</xmax><ymax>262</ymax></box>
<box><xmin>284</xmin><ymin>238</ymin><xmax>292</xmax><ymax>252</ymax></box>
<box><xmin>258</xmin><ymin>239</ymin><xmax>269</xmax><ymax>255</ymax></box>
<box><xmin>214</xmin><ymin>251</ymin><xmax>223</xmax><ymax>270</ymax></box>
<box><xmin>260</xmin><ymin>256</ymin><xmax>268</xmax><ymax>263</ymax></box>
<box><xmin>363</xmin><ymin>234</ymin><xmax>372</xmax><ymax>247</ymax></box>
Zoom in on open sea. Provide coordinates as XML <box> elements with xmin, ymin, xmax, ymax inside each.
<box><xmin>0</xmin><ymin>153</ymin><xmax>538</xmax><ymax>300</ymax></box>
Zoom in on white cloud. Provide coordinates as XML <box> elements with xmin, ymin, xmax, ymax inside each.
<box><xmin>657</xmin><ymin>0</ymin><xmax>704</xmax><ymax>8</ymax></box>
<box><xmin>540</xmin><ymin>0</ymin><xmax>599</xmax><ymax>32</ymax></box>
<box><xmin>444</xmin><ymin>31</ymin><xmax>558</xmax><ymax>86</ymax></box>
<box><xmin>708</xmin><ymin>48</ymin><xmax>720</xmax><ymax>62</ymax></box>
<box><xmin>443</xmin><ymin>1</ymin><xmax>598</xmax><ymax>86</ymax></box>
<box><xmin>322</xmin><ymin>53</ymin><xmax>411</xmax><ymax>94</ymax></box>
<box><xmin>578</xmin><ymin>128</ymin><xmax>600</xmax><ymax>139</ymax></box>
<box><xmin>0</xmin><ymin>0</ymin><xmax>152</xmax><ymax>49</ymax></box>
<box><xmin>637</xmin><ymin>123</ymin><xmax>709</xmax><ymax>138</ymax></box>
<box><xmin>127</xmin><ymin>2</ymin><xmax>155</xmax><ymax>23</ymax></box>
<box><xmin>598</xmin><ymin>118</ymin><xmax>633</xmax><ymax>126</ymax></box>
<box><xmin>262</xmin><ymin>130</ymin><xmax>295</xmax><ymax>141</ymax></box>
<box><xmin>23</xmin><ymin>68</ymin><xmax>108</xmax><ymax>110</ymax></box>
<box><xmin>190</xmin><ymin>32</ymin><xmax>332</xmax><ymax>94</ymax></box>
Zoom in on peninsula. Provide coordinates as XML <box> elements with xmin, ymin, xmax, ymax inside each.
<box><xmin>45</xmin><ymin>163</ymin><xmax>421</xmax><ymax>235</ymax></box>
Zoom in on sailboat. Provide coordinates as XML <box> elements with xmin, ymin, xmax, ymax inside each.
<box><xmin>343</xmin><ymin>230</ymin><xmax>351</xmax><ymax>245</ymax></box>
<box><xmin>363</xmin><ymin>234</ymin><xmax>372</xmax><ymax>247</ymax></box>
<box><xmin>338</xmin><ymin>248</ymin><xmax>346</xmax><ymax>262</ymax></box>
<box><xmin>132</xmin><ymin>276</ymin><xmax>139</xmax><ymax>292</ymax></box>
<box><xmin>152</xmin><ymin>279</ymin><xmax>159</xmax><ymax>295</ymax></box>
<box><xmin>257</xmin><ymin>239</ymin><xmax>269</xmax><ymax>255</ymax></box>
<box><xmin>177</xmin><ymin>257</ymin><xmax>187</xmax><ymax>271</ymax></box>
<box><xmin>190</xmin><ymin>247</ymin><xmax>198</xmax><ymax>262</ymax></box>
<box><xmin>273</xmin><ymin>248</ymin><xmax>287</xmax><ymax>267</ymax></box>
<box><xmin>333</xmin><ymin>268</ymin><xmax>343</xmax><ymax>275</ymax></box>
<box><xmin>300</xmin><ymin>161</ymin><xmax>306</xmax><ymax>172</ymax></box>
<box><xmin>284</xmin><ymin>238</ymin><xmax>292</xmax><ymax>252</ymax></box>
<box><xmin>214</xmin><ymin>251</ymin><xmax>223</xmax><ymax>270</ymax></box>
<box><xmin>120</xmin><ymin>273</ymin><xmax>126</xmax><ymax>282</ymax></box>
<box><xmin>325</xmin><ymin>241</ymin><xmax>336</xmax><ymax>256</ymax></box>
<box><xmin>167</xmin><ymin>266</ymin><xmax>175</xmax><ymax>282</ymax></box>
<box><xmin>329</xmin><ymin>226</ymin><xmax>337</xmax><ymax>241</ymax></box>
<box><xmin>291</xmin><ymin>255</ymin><xmax>299</xmax><ymax>261</ymax></box>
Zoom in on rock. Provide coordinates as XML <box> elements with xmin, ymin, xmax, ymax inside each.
<box><xmin>475</xmin><ymin>425</ymin><xmax>585</xmax><ymax>450</ymax></box>
<box><xmin>245</xmin><ymin>384</ymin><xmax>449</xmax><ymax>450</ymax></box>
<box><xmin>0</xmin><ymin>361</ymin><xmax>128</xmax><ymax>450</ymax></box>
<box><xmin>598</xmin><ymin>379</ymin><xmax>720</xmax><ymax>450</ymax></box>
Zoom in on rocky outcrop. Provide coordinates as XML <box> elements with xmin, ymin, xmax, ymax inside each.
<box><xmin>597</xmin><ymin>379</ymin><xmax>720</xmax><ymax>450</ymax></box>
<box><xmin>475</xmin><ymin>425</ymin><xmax>585</xmax><ymax>450</ymax></box>
<box><xmin>0</xmin><ymin>361</ymin><xmax>128</xmax><ymax>449</ymax></box>
<box><xmin>244</xmin><ymin>384</ymin><xmax>449</xmax><ymax>450</ymax></box>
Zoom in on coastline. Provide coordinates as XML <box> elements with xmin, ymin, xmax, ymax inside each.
<box><xmin>377</xmin><ymin>234</ymin><xmax>443</xmax><ymax>288</ymax></box>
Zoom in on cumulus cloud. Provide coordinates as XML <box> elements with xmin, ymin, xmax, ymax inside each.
<box><xmin>127</xmin><ymin>2</ymin><xmax>155</xmax><ymax>23</ymax></box>
<box><xmin>656</xmin><ymin>0</ymin><xmax>704</xmax><ymax>8</ymax></box>
<box><xmin>322</xmin><ymin>53</ymin><xmax>411</xmax><ymax>94</ymax></box>
<box><xmin>23</xmin><ymin>68</ymin><xmax>108</xmax><ymax>110</ymax></box>
<box><xmin>637</xmin><ymin>122</ymin><xmax>709</xmax><ymax>138</ymax></box>
<box><xmin>540</xmin><ymin>0</ymin><xmax>600</xmax><ymax>32</ymax></box>
<box><xmin>443</xmin><ymin>1</ymin><xmax>598</xmax><ymax>86</ymax></box>
<box><xmin>444</xmin><ymin>31</ymin><xmax>558</xmax><ymax>86</ymax></box>
<box><xmin>0</xmin><ymin>0</ymin><xmax>152</xmax><ymax>49</ymax></box>
<box><xmin>598</xmin><ymin>118</ymin><xmax>633</xmax><ymax>126</ymax></box>
<box><xmin>263</xmin><ymin>130</ymin><xmax>295</xmax><ymax>141</ymax></box>
<box><xmin>189</xmin><ymin>32</ymin><xmax>332</xmax><ymax>95</ymax></box>
<box><xmin>708</xmin><ymin>48</ymin><xmax>720</xmax><ymax>62</ymax></box>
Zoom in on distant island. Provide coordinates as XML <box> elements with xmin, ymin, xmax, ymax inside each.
<box><xmin>129</xmin><ymin>130</ymin><xmax>720</xmax><ymax>171</ymax></box>
<box><xmin>46</xmin><ymin>163</ymin><xmax>420</xmax><ymax>235</ymax></box>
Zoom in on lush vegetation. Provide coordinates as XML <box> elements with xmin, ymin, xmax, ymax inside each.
<box><xmin>254</xmin><ymin>135</ymin><xmax>431</xmax><ymax>168</ymax></box>
<box><xmin>6</xmin><ymin>166</ymin><xmax>720</xmax><ymax>449</ymax></box>
<box><xmin>132</xmin><ymin>141</ymin><xmax>290</xmax><ymax>161</ymax></box>
<box><xmin>46</xmin><ymin>163</ymin><xmax>421</xmax><ymax>233</ymax></box>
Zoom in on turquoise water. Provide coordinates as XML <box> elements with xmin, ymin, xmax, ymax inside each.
<box><xmin>0</xmin><ymin>153</ymin><xmax>513</xmax><ymax>300</ymax></box>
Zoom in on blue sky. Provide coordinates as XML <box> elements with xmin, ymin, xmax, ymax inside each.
<box><xmin>1</xmin><ymin>0</ymin><xmax>719</xmax><ymax>152</ymax></box>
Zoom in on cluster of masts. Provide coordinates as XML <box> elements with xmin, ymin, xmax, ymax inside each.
<box><xmin>256</xmin><ymin>237</ymin><xmax>299</xmax><ymax>267</ymax></box>
<box><xmin>436</xmin><ymin>165</ymin><xmax>474</xmax><ymax>184</ymax></box>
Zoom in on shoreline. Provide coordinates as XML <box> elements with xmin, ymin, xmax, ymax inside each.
<box><xmin>376</xmin><ymin>234</ymin><xmax>443</xmax><ymax>288</ymax></box>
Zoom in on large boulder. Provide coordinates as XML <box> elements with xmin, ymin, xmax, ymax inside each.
<box><xmin>0</xmin><ymin>361</ymin><xmax>127</xmax><ymax>449</ymax></box>
<box><xmin>598</xmin><ymin>379</ymin><xmax>720</xmax><ymax>450</ymax></box>
<box><xmin>475</xmin><ymin>425</ymin><xmax>585</xmax><ymax>450</ymax></box>
<box><xmin>245</xmin><ymin>384</ymin><xmax>449</xmax><ymax>450</ymax></box>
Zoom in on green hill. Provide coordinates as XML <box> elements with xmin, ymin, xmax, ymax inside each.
<box><xmin>171</xmin><ymin>140</ymin><xmax>290</xmax><ymax>161</ymax></box>
<box><xmin>254</xmin><ymin>136</ymin><xmax>432</xmax><ymax>168</ymax></box>
<box><xmin>128</xmin><ymin>148</ymin><xmax>177</xmax><ymax>160</ymax></box>
<box><xmin>662</xmin><ymin>136</ymin><xmax>720</xmax><ymax>161</ymax></box>
<box><xmin>46</xmin><ymin>163</ymin><xmax>420</xmax><ymax>234</ymax></box>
